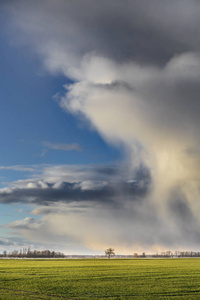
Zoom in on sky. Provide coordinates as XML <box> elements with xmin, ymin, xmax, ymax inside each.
<box><xmin>1</xmin><ymin>0</ymin><xmax>200</xmax><ymax>255</ymax></box>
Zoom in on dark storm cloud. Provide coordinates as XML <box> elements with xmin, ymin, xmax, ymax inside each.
<box><xmin>4</xmin><ymin>0</ymin><xmax>200</xmax><ymax>69</ymax></box>
<box><xmin>167</xmin><ymin>194</ymin><xmax>200</xmax><ymax>245</ymax></box>
<box><xmin>0</xmin><ymin>163</ymin><xmax>151</xmax><ymax>206</ymax></box>
<box><xmin>0</xmin><ymin>175</ymin><xmax>150</xmax><ymax>206</ymax></box>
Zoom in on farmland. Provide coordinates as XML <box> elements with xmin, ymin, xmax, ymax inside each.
<box><xmin>0</xmin><ymin>258</ymin><xmax>200</xmax><ymax>299</ymax></box>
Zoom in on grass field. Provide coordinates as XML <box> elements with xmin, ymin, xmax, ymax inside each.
<box><xmin>0</xmin><ymin>258</ymin><xmax>200</xmax><ymax>299</ymax></box>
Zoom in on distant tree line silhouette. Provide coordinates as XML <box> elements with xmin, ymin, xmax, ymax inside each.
<box><xmin>152</xmin><ymin>251</ymin><xmax>200</xmax><ymax>258</ymax></box>
<box><xmin>0</xmin><ymin>248</ymin><xmax>65</xmax><ymax>258</ymax></box>
<box><xmin>1</xmin><ymin>248</ymin><xmax>200</xmax><ymax>259</ymax></box>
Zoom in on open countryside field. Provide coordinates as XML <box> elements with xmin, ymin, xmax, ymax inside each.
<box><xmin>1</xmin><ymin>259</ymin><xmax>200</xmax><ymax>299</ymax></box>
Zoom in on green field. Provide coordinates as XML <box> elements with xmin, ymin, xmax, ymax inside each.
<box><xmin>0</xmin><ymin>258</ymin><xmax>200</xmax><ymax>299</ymax></box>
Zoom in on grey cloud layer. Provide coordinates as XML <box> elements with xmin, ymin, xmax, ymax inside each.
<box><xmin>4</xmin><ymin>0</ymin><xmax>200</xmax><ymax>69</ymax></box>
<box><xmin>0</xmin><ymin>164</ymin><xmax>150</xmax><ymax>205</ymax></box>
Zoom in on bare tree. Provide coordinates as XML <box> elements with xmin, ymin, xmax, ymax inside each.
<box><xmin>105</xmin><ymin>248</ymin><xmax>115</xmax><ymax>259</ymax></box>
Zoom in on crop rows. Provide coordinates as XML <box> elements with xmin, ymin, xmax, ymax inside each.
<box><xmin>0</xmin><ymin>259</ymin><xmax>200</xmax><ymax>299</ymax></box>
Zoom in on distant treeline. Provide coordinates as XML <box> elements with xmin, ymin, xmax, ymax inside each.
<box><xmin>1</xmin><ymin>249</ymin><xmax>200</xmax><ymax>259</ymax></box>
<box><xmin>152</xmin><ymin>251</ymin><xmax>200</xmax><ymax>258</ymax></box>
<box><xmin>0</xmin><ymin>248</ymin><xmax>65</xmax><ymax>258</ymax></box>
